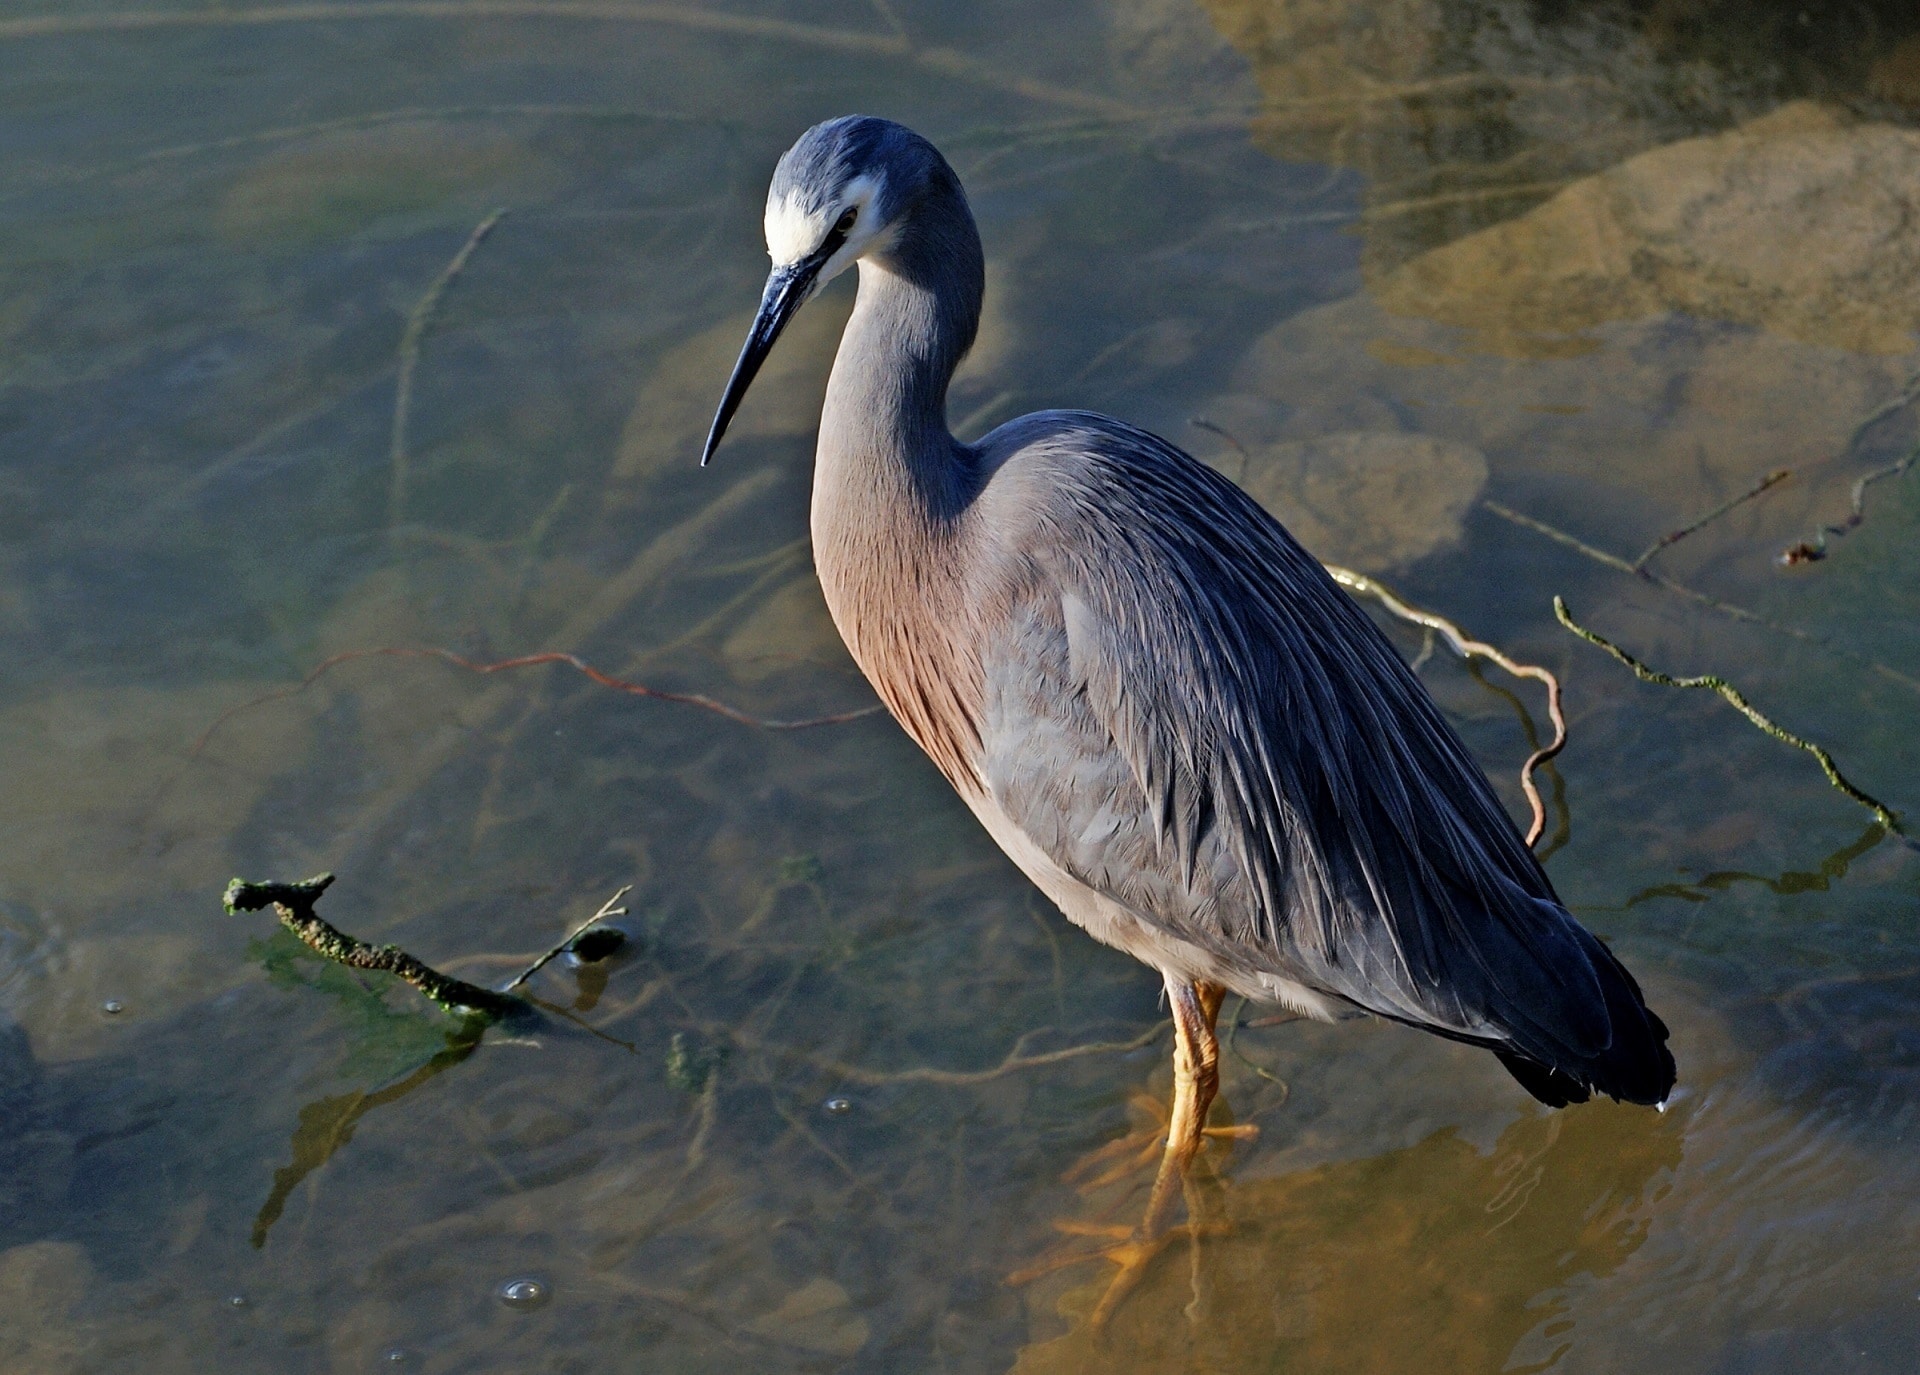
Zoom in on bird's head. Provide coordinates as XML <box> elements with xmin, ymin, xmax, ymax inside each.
<box><xmin>702</xmin><ymin>116</ymin><xmax>953</xmax><ymax>465</ymax></box>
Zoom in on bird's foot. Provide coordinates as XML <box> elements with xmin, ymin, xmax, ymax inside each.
<box><xmin>1061</xmin><ymin>1092</ymin><xmax>1257</xmax><ymax>1194</ymax></box>
<box><xmin>1006</xmin><ymin>1215</ymin><xmax>1230</xmax><ymax>1330</ymax></box>
<box><xmin>1013</xmin><ymin>979</ymin><xmax>1256</xmax><ymax>1329</ymax></box>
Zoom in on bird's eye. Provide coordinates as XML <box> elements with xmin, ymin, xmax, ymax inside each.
<box><xmin>834</xmin><ymin>206</ymin><xmax>858</xmax><ymax>234</ymax></box>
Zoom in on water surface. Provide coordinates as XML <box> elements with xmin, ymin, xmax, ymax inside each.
<box><xmin>2</xmin><ymin>2</ymin><xmax>1918</xmax><ymax>1370</ymax></box>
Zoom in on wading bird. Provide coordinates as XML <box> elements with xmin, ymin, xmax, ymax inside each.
<box><xmin>702</xmin><ymin>116</ymin><xmax>1674</xmax><ymax>1314</ymax></box>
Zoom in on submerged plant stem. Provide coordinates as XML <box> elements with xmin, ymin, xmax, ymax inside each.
<box><xmin>1483</xmin><ymin>499</ymin><xmax>1920</xmax><ymax>696</ymax></box>
<box><xmin>0</xmin><ymin>6</ymin><xmax>1138</xmax><ymax>117</ymax></box>
<box><xmin>192</xmin><ymin>645</ymin><xmax>883</xmax><ymax>758</ymax></box>
<box><xmin>729</xmin><ymin>1022</ymin><xmax>1164</xmax><ymax>1087</ymax></box>
<box><xmin>388</xmin><ymin>208</ymin><xmax>507</xmax><ymax>537</ymax></box>
<box><xmin>1779</xmin><ymin>444</ymin><xmax>1918</xmax><ymax>566</ymax></box>
<box><xmin>1633</xmin><ymin>468</ymin><xmax>1791</xmax><ymax>571</ymax></box>
<box><xmin>1553</xmin><ymin>598</ymin><xmax>1902</xmax><ymax>835</ymax></box>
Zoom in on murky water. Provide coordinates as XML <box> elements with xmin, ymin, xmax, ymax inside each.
<box><xmin>3</xmin><ymin>2</ymin><xmax>1919</xmax><ymax>1370</ymax></box>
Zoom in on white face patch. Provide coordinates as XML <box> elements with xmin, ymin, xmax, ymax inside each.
<box><xmin>764</xmin><ymin>192</ymin><xmax>826</xmax><ymax>268</ymax></box>
<box><xmin>763</xmin><ymin>172</ymin><xmax>885</xmax><ymax>268</ymax></box>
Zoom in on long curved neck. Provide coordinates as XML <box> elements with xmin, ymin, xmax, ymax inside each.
<box><xmin>815</xmin><ymin>190</ymin><xmax>985</xmax><ymax>530</ymax></box>
<box><xmin>811</xmin><ymin>183</ymin><xmax>990</xmax><ymax>793</ymax></box>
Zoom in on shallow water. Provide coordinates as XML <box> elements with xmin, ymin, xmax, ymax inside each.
<box><xmin>2</xmin><ymin>2</ymin><xmax>1919</xmax><ymax>1371</ymax></box>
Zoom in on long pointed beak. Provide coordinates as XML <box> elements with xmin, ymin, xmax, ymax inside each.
<box><xmin>701</xmin><ymin>261</ymin><xmax>821</xmax><ymax>466</ymax></box>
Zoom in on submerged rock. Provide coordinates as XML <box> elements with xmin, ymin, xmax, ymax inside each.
<box><xmin>1189</xmin><ymin>400</ymin><xmax>1488</xmax><ymax>570</ymax></box>
<box><xmin>0</xmin><ymin>1240</ymin><xmax>94</xmax><ymax>1370</ymax></box>
<box><xmin>743</xmin><ymin>1276</ymin><xmax>870</xmax><ymax>1358</ymax></box>
<box><xmin>1374</xmin><ymin>103</ymin><xmax>1920</xmax><ymax>355</ymax></box>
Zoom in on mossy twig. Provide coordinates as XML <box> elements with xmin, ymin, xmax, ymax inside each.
<box><xmin>225</xmin><ymin>874</ymin><xmax>522</xmax><ymax>1017</ymax></box>
<box><xmin>1553</xmin><ymin>598</ymin><xmax>1902</xmax><ymax>835</ymax></box>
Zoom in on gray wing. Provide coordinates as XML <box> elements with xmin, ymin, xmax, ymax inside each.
<box><xmin>973</xmin><ymin>412</ymin><xmax>1672</xmax><ymax>1106</ymax></box>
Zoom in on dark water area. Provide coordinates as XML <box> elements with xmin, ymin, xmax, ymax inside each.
<box><xmin>1</xmin><ymin>1</ymin><xmax>1917</xmax><ymax>1370</ymax></box>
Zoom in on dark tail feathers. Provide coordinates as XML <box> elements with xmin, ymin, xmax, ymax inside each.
<box><xmin>1495</xmin><ymin>945</ymin><xmax>1676</xmax><ymax>1108</ymax></box>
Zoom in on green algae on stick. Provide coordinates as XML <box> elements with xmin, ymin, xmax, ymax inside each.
<box><xmin>224</xmin><ymin>874</ymin><xmax>521</xmax><ymax>1018</ymax></box>
<box><xmin>1553</xmin><ymin>597</ymin><xmax>1902</xmax><ymax>835</ymax></box>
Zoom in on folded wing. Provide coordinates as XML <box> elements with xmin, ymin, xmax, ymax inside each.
<box><xmin>974</xmin><ymin>412</ymin><xmax>1674</xmax><ymax>1106</ymax></box>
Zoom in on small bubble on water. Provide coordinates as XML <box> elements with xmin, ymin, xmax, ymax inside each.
<box><xmin>497</xmin><ymin>1277</ymin><xmax>550</xmax><ymax>1309</ymax></box>
<box><xmin>823</xmin><ymin>1096</ymin><xmax>852</xmax><ymax>1115</ymax></box>
<box><xmin>102</xmin><ymin>1000</ymin><xmax>124</xmax><ymax>1015</ymax></box>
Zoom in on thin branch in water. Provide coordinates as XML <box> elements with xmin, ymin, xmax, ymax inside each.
<box><xmin>1778</xmin><ymin>353</ymin><xmax>1920</xmax><ymax>567</ymax></box>
<box><xmin>1483</xmin><ymin>499</ymin><xmax>1638</xmax><ymax>575</ymax></box>
<box><xmin>522</xmin><ymin>992</ymin><xmax>640</xmax><ymax>1051</ymax></box>
<box><xmin>1778</xmin><ymin>445</ymin><xmax>1917</xmax><ymax>566</ymax></box>
<box><xmin>866</xmin><ymin>0</ymin><xmax>907</xmax><ymax>37</ymax></box>
<box><xmin>1223</xmin><ymin>996</ymin><xmax>1289</xmax><ymax>1094</ymax></box>
<box><xmin>770</xmin><ymin>1095</ymin><xmax>863</xmax><ymax>1185</ymax></box>
<box><xmin>1188</xmin><ymin>415</ymin><xmax>1251</xmax><ymax>481</ymax></box>
<box><xmin>1463</xmin><ymin>657</ymin><xmax>1572</xmax><ymax>860</ymax></box>
<box><xmin>192</xmin><ymin>646</ymin><xmax>884</xmax><ymax>757</ymax></box>
<box><xmin>502</xmin><ymin>885</ymin><xmax>631</xmax><ymax>992</ymax></box>
<box><xmin>388</xmin><ymin>208</ymin><xmax>507</xmax><ymax>536</ymax></box>
<box><xmin>0</xmin><ymin>6</ymin><xmax>1139</xmax><ymax>118</ymax></box>
<box><xmin>1841</xmin><ymin>365</ymin><xmax>1920</xmax><ymax>453</ymax></box>
<box><xmin>225</xmin><ymin>874</ymin><xmax>523</xmax><ymax>1016</ymax></box>
<box><xmin>1553</xmin><ymin>597</ymin><xmax>1903</xmax><ymax>835</ymax></box>
<box><xmin>67</xmin><ymin>105</ymin><xmax>705</xmax><ymax>181</ymax></box>
<box><xmin>1482</xmin><ymin>499</ymin><xmax>1920</xmax><ymax>696</ymax></box>
<box><xmin>1633</xmin><ymin>468</ymin><xmax>1791</xmax><ymax>572</ymax></box>
<box><xmin>728</xmin><ymin>1022</ymin><xmax>1164</xmax><ymax>1087</ymax></box>
<box><xmin>1326</xmin><ymin>567</ymin><xmax>1565</xmax><ymax>849</ymax></box>
<box><xmin>684</xmin><ymin>1072</ymin><xmax>720</xmax><ymax>1170</ymax></box>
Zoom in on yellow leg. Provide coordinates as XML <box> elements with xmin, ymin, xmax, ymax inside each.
<box><xmin>1010</xmin><ymin>975</ymin><xmax>1256</xmax><ymax>1329</ymax></box>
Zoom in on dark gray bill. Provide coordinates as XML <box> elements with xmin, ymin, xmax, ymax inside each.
<box><xmin>700</xmin><ymin>261</ymin><xmax>819</xmax><ymax>466</ymax></box>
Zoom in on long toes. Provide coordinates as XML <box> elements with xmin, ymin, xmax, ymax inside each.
<box><xmin>1003</xmin><ymin>1227</ymin><xmax>1136</xmax><ymax>1286</ymax></box>
<box><xmin>1051</xmin><ymin>1220</ymin><xmax>1134</xmax><ymax>1240</ymax></box>
<box><xmin>1085</xmin><ymin>1237</ymin><xmax>1172</xmax><ymax>1330</ymax></box>
<box><xmin>1004</xmin><ymin>1250</ymin><xmax>1099</xmax><ymax>1286</ymax></box>
<box><xmin>1060</xmin><ymin>1129</ymin><xmax>1157</xmax><ymax>1184</ymax></box>
<box><xmin>1005</xmin><ymin>1232</ymin><xmax>1164</xmax><ymax>1308</ymax></box>
<box><xmin>1072</xmin><ymin>1136</ymin><xmax>1166</xmax><ymax>1193</ymax></box>
<box><xmin>1202</xmin><ymin>1122</ymin><xmax>1259</xmax><ymax>1141</ymax></box>
<box><xmin>1124</xmin><ymin>1091</ymin><xmax>1170</xmax><ymax>1127</ymax></box>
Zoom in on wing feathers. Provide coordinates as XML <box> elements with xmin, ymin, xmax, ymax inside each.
<box><xmin>976</xmin><ymin>413</ymin><xmax>1674</xmax><ymax>1106</ymax></box>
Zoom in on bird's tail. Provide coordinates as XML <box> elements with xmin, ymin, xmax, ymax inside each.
<box><xmin>1495</xmin><ymin>925</ymin><xmax>1676</xmax><ymax>1108</ymax></box>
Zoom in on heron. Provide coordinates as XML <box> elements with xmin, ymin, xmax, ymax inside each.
<box><xmin>701</xmin><ymin>115</ymin><xmax>1675</xmax><ymax>1314</ymax></box>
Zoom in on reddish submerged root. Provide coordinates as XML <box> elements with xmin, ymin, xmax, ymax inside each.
<box><xmin>192</xmin><ymin>646</ymin><xmax>884</xmax><ymax>757</ymax></box>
